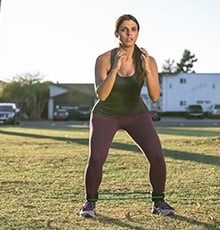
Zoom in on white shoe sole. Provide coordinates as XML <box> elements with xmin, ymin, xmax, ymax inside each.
<box><xmin>152</xmin><ymin>208</ymin><xmax>175</xmax><ymax>216</ymax></box>
<box><xmin>79</xmin><ymin>210</ymin><xmax>96</xmax><ymax>218</ymax></box>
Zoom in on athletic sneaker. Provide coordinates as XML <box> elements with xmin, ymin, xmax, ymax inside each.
<box><xmin>151</xmin><ymin>201</ymin><xmax>175</xmax><ymax>216</ymax></box>
<box><xmin>79</xmin><ymin>201</ymin><xmax>96</xmax><ymax>218</ymax></box>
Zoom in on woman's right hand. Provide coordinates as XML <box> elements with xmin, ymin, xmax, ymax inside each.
<box><xmin>112</xmin><ymin>49</ymin><xmax>127</xmax><ymax>71</ymax></box>
<box><xmin>95</xmin><ymin>50</ymin><xmax>123</xmax><ymax>101</ymax></box>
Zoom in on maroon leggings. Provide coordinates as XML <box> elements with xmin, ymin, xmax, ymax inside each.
<box><xmin>85</xmin><ymin>112</ymin><xmax>166</xmax><ymax>197</ymax></box>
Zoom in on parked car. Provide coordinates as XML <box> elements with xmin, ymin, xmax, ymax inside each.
<box><xmin>75</xmin><ymin>106</ymin><xmax>91</xmax><ymax>120</ymax></box>
<box><xmin>149</xmin><ymin>111</ymin><xmax>161</xmax><ymax>121</ymax></box>
<box><xmin>186</xmin><ymin>104</ymin><xmax>204</xmax><ymax>119</ymax></box>
<box><xmin>53</xmin><ymin>109</ymin><xmax>69</xmax><ymax>121</ymax></box>
<box><xmin>207</xmin><ymin>104</ymin><xmax>220</xmax><ymax>118</ymax></box>
<box><xmin>0</xmin><ymin>102</ymin><xmax>20</xmax><ymax>124</ymax></box>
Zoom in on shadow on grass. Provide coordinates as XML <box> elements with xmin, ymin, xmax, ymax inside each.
<box><xmin>156</xmin><ymin>127</ymin><xmax>220</xmax><ymax>137</ymax></box>
<box><xmin>111</xmin><ymin>142</ymin><xmax>220</xmax><ymax>167</ymax></box>
<box><xmin>95</xmin><ymin>212</ymin><xmax>219</xmax><ymax>230</ymax></box>
<box><xmin>0</xmin><ymin>129</ymin><xmax>219</xmax><ymax>167</ymax></box>
<box><xmin>169</xmin><ymin>214</ymin><xmax>220</xmax><ymax>230</ymax></box>
<box><xmin>163</xmin><ymin>148</ymin><xmax>220</xmax><ymax>166</ymax></box>
<box><xmin>96</xmin><ymin>213</ymin><xmax>146</xmax><ymax>230</ymax></box>
<box><xmin>0</xmin><ymin>129</ymin><xmax>89</xmax><ymax>145</ymax></box>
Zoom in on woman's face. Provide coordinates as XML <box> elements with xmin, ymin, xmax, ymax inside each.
<box><xmin>116</xmin><ymin>19</ymin><xmax>139</xmax><ymax>47</ymax></box>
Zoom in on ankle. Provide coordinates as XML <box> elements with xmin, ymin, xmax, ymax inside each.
<box><xmin>86</xmin><ymin>193</ymin><xmax>98</xmax><ymax>202</ymax></box>
<box><xmin>151</xmin><ymin>192</ymin><xmax>165</xmax><ymax>202</ymax></box>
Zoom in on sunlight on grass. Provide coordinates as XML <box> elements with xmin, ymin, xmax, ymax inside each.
<box><xmin>0</xmin><ymin>125</ymin><xmax>219</xmax><ymax>229</ymax></box>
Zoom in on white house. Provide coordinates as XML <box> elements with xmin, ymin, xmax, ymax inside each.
<box><xmin>161</xmin><ymin>73</ymin><xmax>220</xmax><ymax>112</ymax></box>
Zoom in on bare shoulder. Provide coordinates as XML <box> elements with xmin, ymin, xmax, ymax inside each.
<box><xmin>95</xmin><ymin>50</ymin><xmax>113</xmax><ymax>73</ymax></box>
<box><xmin>96</xmin><ymin>50</ymin><xmax>111</xmax><ymax>64</ymax></box>
<box><xmin>140</xmin><ymin>47</ymin><xmax>157</xmax><ymax>62</ymax></box>
<box><xmin>149</xmin><ymin>55</ymin><xmax>157</xmax><ymax>64</ymax></box>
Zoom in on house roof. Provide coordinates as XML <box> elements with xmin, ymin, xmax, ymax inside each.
<box><xmin>49</xmin><ymin>83</ymin><xmax>96</xmax><ymax>97</ymax></box>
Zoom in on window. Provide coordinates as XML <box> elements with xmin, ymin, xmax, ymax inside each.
<box><xmin>180</xmin><ymin>101</ymin><xmax>186</xmax><ymax>106</ymax></box>
<box><xmin>180</xmin><ymin>78</ymin><xmax>187</xmax><ymax>84</ymax></box>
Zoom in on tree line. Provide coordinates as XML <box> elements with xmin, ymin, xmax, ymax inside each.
<box><xmin>0</xmin><ymin>73</ymin><xmax>50</xmax><ymax>120</ymax></box>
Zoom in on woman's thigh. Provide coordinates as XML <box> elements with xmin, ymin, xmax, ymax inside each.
<box><xmin>123</xmin><ymin>113</ymin><xmax>163</xmax><ymax>161</ymax></box>
<box><xmin>89</xmin><ymin>114</ymin><xmax>119</xmax><ymax>163</ymax></box>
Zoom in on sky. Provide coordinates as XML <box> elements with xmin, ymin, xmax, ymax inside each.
<box><xmin>0</xmin><ymin>0</ymin><xmax>220</xmax><ymax>83</ymax></box>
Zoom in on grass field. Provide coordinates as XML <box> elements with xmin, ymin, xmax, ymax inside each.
<box><xmin>0</xmin><ymin>124</ymin><xmax>219</xmax><ymax>230</ymax></box>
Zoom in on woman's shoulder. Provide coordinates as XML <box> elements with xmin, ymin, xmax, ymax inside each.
<box><xmin>96</xmin><ymin>48</ymin><xmax>117</xmax><ymax>62</ymax></box>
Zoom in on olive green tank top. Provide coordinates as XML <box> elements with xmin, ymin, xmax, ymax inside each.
<box><xmin>93</xmin><ymin>48</ymin><xmax>148</xmax><ymax>116</ymax></box>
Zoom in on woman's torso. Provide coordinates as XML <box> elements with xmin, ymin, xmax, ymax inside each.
<box><xmin>93</xmin><ymin>48</ymin><xmax>148</xmax><ymax>116</ymax></box>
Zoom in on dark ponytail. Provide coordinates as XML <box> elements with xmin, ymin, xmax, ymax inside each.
<box><xmin>133</xmin><ymin>44</ymin><xmax>145</xmax><ymax>82</ymax></box>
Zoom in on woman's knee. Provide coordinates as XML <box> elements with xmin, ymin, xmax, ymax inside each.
<box><xmin>88</xmin><ymin>154</ymin><xmax>106</xmax><ymax>168</ymax></box>
<box><xmin>147</xmin><ymin>151</ymin><xmax>165</xmax><ymax>165</ymax></box>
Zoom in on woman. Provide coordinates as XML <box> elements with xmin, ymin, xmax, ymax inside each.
<box><xmin>79</xmin><ymin>14</ymin><xmax>174</xmax><ymax>217</ymax></box>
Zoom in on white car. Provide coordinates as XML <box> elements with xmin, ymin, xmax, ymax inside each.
<box><xmin>0</xmin><ymin>102</ymin><xmax>20</xmax><ymax>124</ymax></box>
<box><xmin>207</xmin><ymin>104</ymin><xmax>220</xmax><ymax>118</ymax></box>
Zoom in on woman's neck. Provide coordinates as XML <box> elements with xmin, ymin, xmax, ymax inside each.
<box><xmin>118</xmin><ymin>45</ymin><xmax>134</xmax><ymax>59</ymax></box>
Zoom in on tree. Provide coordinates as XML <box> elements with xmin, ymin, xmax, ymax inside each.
<box><xmin>161</xmin><ymin>49</ymin><xmax>198</xmax><ymax>74</ymax></box>
<box><xmin>176</xmin><ymin>49</ymin><xmax>198</xmax><ymax>73</ymax></box>
<box><xmin>161</xmin><ymin>59</ymin><xmax>177</xmax><ymax>74</ymax></box>
<box><xmin>1</xmin><ymin>72</ymin><xmax>50</xmax><ymax>120</ymax></box>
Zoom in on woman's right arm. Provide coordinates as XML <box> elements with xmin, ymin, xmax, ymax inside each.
<box><xmin>95</xmin><ymin>52</ymin><xmax>118</xmax><ymax>101</ymax></box>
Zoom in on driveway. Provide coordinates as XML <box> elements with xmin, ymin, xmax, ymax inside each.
<box><xmin>17</xmin><ymin>118</ymin><xmax>220</xmax><ymax>128</ymax></box>
<box><xmin>154</xmin><ymin>117</ymin><xmax>220</xmax><ymax>127</ymax></box>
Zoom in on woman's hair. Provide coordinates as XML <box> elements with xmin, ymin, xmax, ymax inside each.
<box><xmin>115</xmin><ymin>14</ymin><xmax>140</xmax><ymax>34</ymax></box>
<box><xmin>115</xmin><ymin>14</ymin><xmax>145</xmax><ymax>82</ymax></box>
<box><xmin>133</xmin><ymin>45</ymin><xmax>145</xmax><ymax>82</ymax></box>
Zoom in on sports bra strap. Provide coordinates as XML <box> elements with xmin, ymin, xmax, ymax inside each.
<box><xmin>108</xmin><ymin>48</ymin><xmax>118</xmax><ymax>74</ymax></box>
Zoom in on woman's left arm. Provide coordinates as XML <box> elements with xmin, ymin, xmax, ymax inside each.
<box><xmin>141</xmin><ymin>51</ymin><xmax>160</xmax><ymax>102</ymax></box>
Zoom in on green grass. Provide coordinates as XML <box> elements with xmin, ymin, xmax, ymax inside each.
<box><xmin>0</xmin><ymin>125</ymin><xmax>219</xmax><ymax>230</ymax></box>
